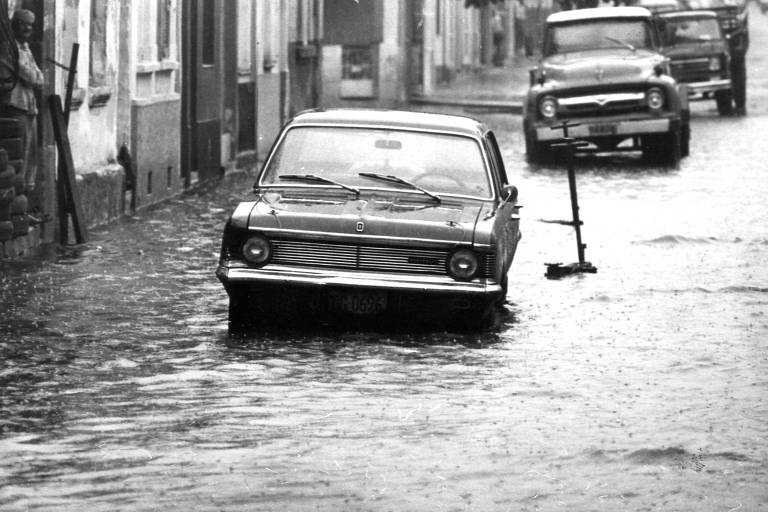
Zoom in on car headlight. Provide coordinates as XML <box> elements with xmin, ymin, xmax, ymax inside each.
<box><xmin>241</xmin><ymin>234</ymin><xmax>272</xmax><ymax>266</ymax></box>
<box><xmin>447</xmin><ymin>249</ymin><xmax>479</xmax><ymax>281</ymax></box>
<box><xmin>709</xmin><ymin>56</ymin><xmax>721</xmax><ymax>71</ymax></box>
<box><xmin>538</xmin><ymin>96</ymin><xmax>558</xmax><ymax>119</ymax></box>
<box><xmin>646</xmin><ymin>88</ymin><xmax>665</xmax><ymax>112</ymax></box>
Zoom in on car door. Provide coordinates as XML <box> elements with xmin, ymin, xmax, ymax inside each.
<box><xmin>483</xmin><ymin>131</ymin><xmax>521</xmax><ymax>277</ymax></box>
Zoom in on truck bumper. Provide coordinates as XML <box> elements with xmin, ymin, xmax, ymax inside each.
<box><xmin>686</xmin><ymin>79</ymin><xmax>732</xmax><ymax>96</ymax></box>
<box><xmin>535</xmin><ymin>116</ymin><xmax>672</xmax><ymax>142</ymax></box>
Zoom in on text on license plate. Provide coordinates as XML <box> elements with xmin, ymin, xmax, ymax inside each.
<box><xmin>588</xmin><ymin>123</ymin><xmax>617</xmax><ymax>135</ymax></box>
<box><xmin>328</xmin><ymin>291</ymin><xmax>387</xmax><ymax>315</ymax></box>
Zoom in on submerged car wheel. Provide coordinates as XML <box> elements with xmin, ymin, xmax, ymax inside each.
<box><xmin>495</xmin><ymin>273</ymin><xmax>508</xmax><ymax>307</ymax></box>
<box><xmin>228</xmin><ymin>294</ymin><xmax>253</xmax><ymax>335</ymax></box>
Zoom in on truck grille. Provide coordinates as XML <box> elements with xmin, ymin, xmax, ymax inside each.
<box><xmin>555</xmin><ymin>90</ymin><xmax>648</xmax><ymax>119</ymax></box>
<box><xmin>270</xmin><ymin>239</ymin><xmax>495</xmax><ymax>277</ymax></box>
<box><xmin>670</xmin><ymin>58</ymin><xmax>711</xmax><ymax>82</ymax></box>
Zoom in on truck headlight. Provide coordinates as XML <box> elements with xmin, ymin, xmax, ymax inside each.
<box><xmin>709</xmin><ymin>57</ymin><xmax>721</xmax><ymax>71</ymax></box>
<box><xmin>646</xmin><ymin>88</ymin><xmax>665</xmax><ymax>112</ymax></box>
<box><xmin>538</xmin><ymin>96</ymin><xmax>558</xmax><ymax>119</ymax></box>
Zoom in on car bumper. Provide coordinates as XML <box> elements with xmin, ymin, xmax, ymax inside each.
<box><xmin>535</xmin><ymin>116</ymin><xmax>672</xmax><ymax>142</ymax></box>
<box><xmin>216</xmin><ymin>263</ymin><xmax>501</xmax><ymax>295</ymax></box>
<box><xmin>685</xmin><ymin>79</ymin><xmax>731</xmax><ymax>96</ymax></box>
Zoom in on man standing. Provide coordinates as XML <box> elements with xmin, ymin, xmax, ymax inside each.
<box><xmin>0</xmin><ymin>9</ymin><xmax>44</xmax><ymax>195</ymax></box>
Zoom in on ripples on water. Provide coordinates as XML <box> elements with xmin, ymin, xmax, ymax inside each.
<box><xmin>1</xmin><ymin>108</ymin><xmax>767</xmax><ymax>510</ymax></box>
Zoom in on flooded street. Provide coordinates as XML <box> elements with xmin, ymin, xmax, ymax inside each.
<box><xmin>3</xmin><ymin>46</ymin><xmax>768</xmax><ymax>512</ymax></box>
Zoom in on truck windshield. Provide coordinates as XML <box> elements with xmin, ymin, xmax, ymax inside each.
<box><xmin>661</xmin><ymin>17</ymin><xmax>722</xmax><ymax>45</ymax></box>
<box><xmin>546</xmin><ymin>19</ymin><xmax>654</xmax><ymax>55</ymax></box>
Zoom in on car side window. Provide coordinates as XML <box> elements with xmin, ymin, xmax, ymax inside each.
<box><xmin>483</xmin><ymin>132</ymin><xmax>508</xmax><ymax>192</ymax></box>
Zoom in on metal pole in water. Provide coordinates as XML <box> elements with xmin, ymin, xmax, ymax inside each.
<box><xmin>544</xmin><ymin>121</ymin><xmax>597</xmax><ymax>279</ymax></box>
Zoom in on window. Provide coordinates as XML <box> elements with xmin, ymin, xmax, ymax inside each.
<box><xmin>342</xmin><ymin>46</ymin><xmax>374</xmax><ymax>80</ymax></box>
<box><xmin>158</xmin><ymin>0</ymin><xmax>172</xmax><ymax>60</ymax></box>
<box><xmin>89</xmin><ymin>2</ymin><xmax>107</xmax><ymax>88</ymax></box>
<box><xmin>340</xmin><ymin>45</ymin><xmax>376</xmax><ymax>98</ymax></box>
<box><xmin>202</xmin><ymin>0</ymin><xmax>215</xmax><ymax>65</ymax></box>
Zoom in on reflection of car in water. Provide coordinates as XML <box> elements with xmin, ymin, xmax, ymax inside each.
<box><xmin>217</xmin><ymin>109</ymin><xmax>522</xmax><ymax>331</ymax></box>
<box><xmin>657</xmin><ymin>10</ymin><xmax>733</xmax><ymax>115</ymax></box>
<box><xmin>523</xmin><ymin>7</ymin><xmax>690</xmax><ymax>167</ymax></box>
<box><xmin>680</xmin><ymin>0</ymin><xmax>749</xmax><ymax>114</ymax></box>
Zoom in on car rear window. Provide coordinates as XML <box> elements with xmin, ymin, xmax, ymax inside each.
<box><xmin>260</xmin><ymin>126</ymin><xmax>492</xmax><ymax>198</ymax></box>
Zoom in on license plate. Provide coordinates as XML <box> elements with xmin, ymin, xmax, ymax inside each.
<box><xmin>588</xmin><ymin>123</ymin><xmax>617</xmax><ymax>135</ymax></box>
<box><xmin>327</xmin><ymin>291</ymin><xmax>387</xmax><ymax>315</ymax></box>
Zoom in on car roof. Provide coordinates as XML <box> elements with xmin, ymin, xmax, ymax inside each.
<box><xmin>547</xmin><ymin>6</ymin><xmax>652</xmax><ymax>23</ymax></box>
<box><xmin>658</xmin><ymin>9</ymin><xmax>719</xmax><ymax>18</ymax></box>
<box><xmin>287</xmin><ymin>109</ymin><xmax>488</xmax><ymax>138</ymax></box>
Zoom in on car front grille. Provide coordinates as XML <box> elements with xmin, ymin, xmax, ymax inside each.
<box><xmin>270</xmin><ymin>239</ymin><xmax>495</xmax><ymax>277</ymax></box>
<box><xmin>555</xmin><ymin>90</ymin><xmax>648</xmax><ymax>119</ymax></box>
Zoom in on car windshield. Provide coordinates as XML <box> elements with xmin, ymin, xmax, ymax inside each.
<box><xmin>260</xmin><ymin>126</ymin><xmax>492</xmax><ymax>198</ymax></box>
<box><xmin>661</xmin><ymin>17</ymin><xmax>722</xmax><ymax>44</ymax></box>
<box><xmin>546</xmin><ymin>19</ymin><xmax>653</xmax><ymax>55</ymax></box>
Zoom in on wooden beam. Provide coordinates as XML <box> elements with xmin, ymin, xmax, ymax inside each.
<box><xmin>48</xmin><ymin>94</ymin><xmax>86</xmax><ymax>244</ymax></box>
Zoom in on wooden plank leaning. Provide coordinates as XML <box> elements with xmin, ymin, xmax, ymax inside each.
<box><xmin>48</xmin><ymin>94</ymin><xmax>86</xmax><ymax>244</ymax></box>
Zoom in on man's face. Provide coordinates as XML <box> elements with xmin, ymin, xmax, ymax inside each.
<box><xmin>14</xmin><ymin>19</ymin><xmax>34</xmax><ymax>41</ymax></box>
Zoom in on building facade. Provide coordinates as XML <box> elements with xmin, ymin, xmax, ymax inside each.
<box><xmin>1</xmin><ymin>1</ymin><xmax>497</xmax><ymax>258</ymax></box>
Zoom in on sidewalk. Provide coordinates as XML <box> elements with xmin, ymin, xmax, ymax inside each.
<box><xmin>409</xmin><ymin>55</ymin><xmax>537</xmax><ymax>113</ymax></box>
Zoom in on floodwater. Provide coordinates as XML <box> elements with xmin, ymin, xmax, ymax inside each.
<box><xmin>2</xmin><ymin>92</ymin><xmax>768</xmax><ymax>512</ymax></box>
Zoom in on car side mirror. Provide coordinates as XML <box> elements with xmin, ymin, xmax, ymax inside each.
<box><xmin>501</xmin><ymin>184</ymin><xmax>518</xmax><ymax>203</ymax></box>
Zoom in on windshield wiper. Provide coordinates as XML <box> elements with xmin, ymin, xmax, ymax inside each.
<box><xmin>605</xmin><ymin>36</ymin><xmax>636</xmax><ymax>52</ymax></box>
<box><xmin>358</xmin><ymin>172</ymin><xmax>441</xmax><ymax>204</ymax></box>
<box><xmin>279</xmin><ymin>174</ymin><xmax>359</xmax><ymax>196</ymax></box>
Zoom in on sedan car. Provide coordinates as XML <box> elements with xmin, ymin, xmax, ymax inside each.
<box><xmin>217</xmin><ymin>109</ymin><xmax>522</xmax><ymax>331</ymax></box>
<box><xmin>523</xmin><ymin>7</ymin><xmax>690</xmax><ymax>167</ymax></box>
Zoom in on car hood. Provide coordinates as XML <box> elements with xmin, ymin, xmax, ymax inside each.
<box><xmin>540</xmin><ymin>49</ymin><xmax>665</xmax><ymax>88</ymax></box>
<box><xmin>233</xmin><ymin>191</ymin><xmax>491</xmax><ymax>244</ymax></box>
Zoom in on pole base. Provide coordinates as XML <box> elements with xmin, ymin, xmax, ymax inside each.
<box><xmin>545</xmin><ymin>261</ymin><xmax>598</xmax><ymax>280</ymax></box>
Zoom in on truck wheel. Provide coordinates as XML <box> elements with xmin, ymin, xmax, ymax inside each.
<box><xmin>641</xmin><ymin>134</ymin><xmax>659</xmax><ymax>163</ymax></box>
<box><xmin>731</xmin><ymin>53</ymin><xmax>747</xmax><ymax>115</ymax></box>
<box><xmin>663</xmin><ymin>129</ymin><xmax>682</xmax><ymax>168</ymax></box>
<box><xmin>643</xmin><ymin>131</ymin><xmax>680</xmax><ymax>168</ymax></box>
<box><xmin>525</xmin><ymin>129</ymin><xmax>546</xmax><ymax>164</ymax></box>
<box><xmin>681</xmin><ymin>123</ymin><xmax>690</xmax><ymax>158</ymax></box>
<box><xmin>715</xmin><ymin>90</ymin><xmax>733</xmax><ymax>116</ymax></box>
